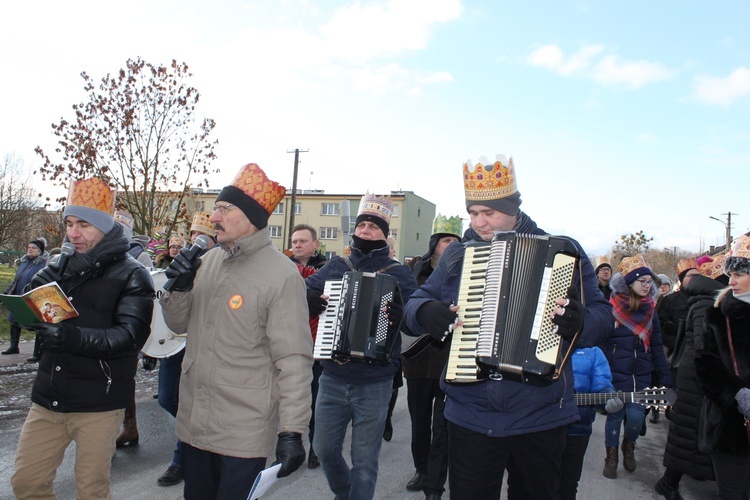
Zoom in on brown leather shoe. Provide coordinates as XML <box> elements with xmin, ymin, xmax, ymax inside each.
<box><xmin>603</xmin><ymin>446</ymin><xmax>618</xmax><ymax>478</ymax></box>
<box><xmin>621</xmin><ymin>439</ymin><xmax>636</xmax><ymax>472</ymax></box>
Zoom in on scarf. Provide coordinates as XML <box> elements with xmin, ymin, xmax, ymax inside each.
<box><xmin>610</xmin><ymin>292</ymin><xmax>655</xmax><ymax>351</ymax></box>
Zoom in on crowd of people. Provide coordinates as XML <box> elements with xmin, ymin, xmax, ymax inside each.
<box><xmin>2</xmin><ymin>155</ymin><xmax>750</xmax><ymax>500</ymax></box>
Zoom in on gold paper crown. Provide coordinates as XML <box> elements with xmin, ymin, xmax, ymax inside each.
<box><xmin>169</xmin><ymin>236</ymin><xmax>185</xmax><ymax>248</ymax></box>
<box><xmin>114</xmin><ymin>210</ymin><xmax>133</xmax><ymax>229</ymax></box>
<box><xmin>619</xmin><ymin>254</ymin><xmax>650</xmax><ymax>276</ymax></box>
<box><xmin>190</xmin><ymin>211</ymin><xmax>216</xmax><ymax>238</ymax></box>
<box><xmin>699</xmin><ymin>254</ymin><xmax>727</xmax><ymax>279</ymax></box>
<box><xmin>728</xmin><ymin>234</ymin><xmax>750</xmax><ymax>260</ymax></box>
<box><xmin>432</xmin><ymin>213</ymin><xmax>462</xmax><ymax>237</ymax></box>
<box><xmin>596</xmin><ymin>256</ymin><xmax>611</xmax><ymax>269</ymax></box>
<box><xmin>676</xmin><ymin>258</ymin><xmax>698</xmax><ymax>276</ymax></box>
<box><xmin>463</xmin><ymin>155</ymin><xmax>517</xmax><ymax>202</ymax></box>
<box><xmin>67</xmin><ymin>178</ymin><xmax>116</xmax><ymax>215</ymax></box>
<box><xmin>230</xmin><ymin>163</ymin><xmax>286</xmax><ymax>215</ymax></box>
<box><xmin>357</xmin><ymin>193</ymin><xmax>393</xmax><ymax>224</ymax></box>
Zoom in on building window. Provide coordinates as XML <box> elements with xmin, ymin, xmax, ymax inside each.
<box><xmin>269</xmin><ymin>225</ymin><xmax>282</xmax><ymax>238</ymax></box>
<box><xmin>416</xmin><ymin>232</ymin><xmax>419</xmax><ymax>241</ymax></box>
<box><xmin>273</xmin><ymin>202</ymin><xmax>284</xmax><ymax>215</ymax></box>
<box><xmin>325</xmin><ymin>251</ymin><xmax>337</xmax><ymax>259</ymax></box>
<box><xmin>390</xmin><ymin>229</ymin><xmax>398</xmax><ymax>240</ymax></box>
<box><xmin>319</xmin><ymin>227</ymin><xmax>339</xmax><ymax>239</ymax></box>
<box><xmin>295</xmin><ymin>202</ymin><xmax>301</xmax><ymax>215</ymax></box>
<box><xmin>392</xmin><ymin>204</ymin><xmax>399</xmax><ymax>217</ymax></box>
<box><xmin>321</xmin><ymin>203</ymin><xmax>340</xmax><ymax>216</ymax></box>
<box><xmin>197</xmin><ymin>201</ymin><xmax>205</xmax><ymax>212</ymax></box>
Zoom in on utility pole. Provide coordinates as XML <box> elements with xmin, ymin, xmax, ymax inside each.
<box><xmin>286</xmin><ymin>148</ymin><xmax>308</xmax><ymax>251</ymax></box>
<box><xmin>709</xmin><ymin>211</ymin><xmax>739</xmax><ymax>251</ymax></box>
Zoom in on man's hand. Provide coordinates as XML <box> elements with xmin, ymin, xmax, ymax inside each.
<box><xmin>605</xmin><ymin>397</ymin><xmax>624</xmax><ymax>414</ymax></box>
<box><xmin>164</xmin><ymin>249</ymin><xmax>202</xmax><ymax>292</ymax></box>
<box><xmin>416</xmin><ymin>301</ymin><xmax>459</xmax><ymax>341</ymax></box>
<box><xmin>273</xmin><ymin>432</ymin><xmax>306</xmax><ymax>478</ymax></box>
<box><xmin>307</xmin><ymin>289</ymin><xmax>328</xmax><ymax>316</ymax></box>
<box><xmin>550</xmin><ymin>286</ymin><xmax>584</xmax><ymax>340</ymax></box>
<box><xmin>385</xmin><ymin>300</ymin><xmax>403</xmax><ymax>334</ymax></box>
<box><xmin>736</xmin><ymin>388</ymin><xmax>750</xmax><ymax>418</ymax></box>
<box><xmin>28</xmin><ymin>322</ymin><xmax>81</xmax><ymax>353</ymax></box>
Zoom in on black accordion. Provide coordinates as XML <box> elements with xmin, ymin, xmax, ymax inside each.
<box><xmin>313</xmin><ymin>271</ymin><xmax>398</xmax><ymax>365</ymax></box>
<box><xmin>446</xmin><ymin>231</ymin><xmax>580</xmax><ymax>385</ymax></box>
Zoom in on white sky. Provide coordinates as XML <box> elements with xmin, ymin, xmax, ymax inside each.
<box><xmin>1</xmin><ymin>0</ymin><xmax>749</xmax><ymax>256</ymax></box>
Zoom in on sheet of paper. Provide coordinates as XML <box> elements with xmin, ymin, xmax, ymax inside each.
<box><xmin>247</xmin><ymin>463</ymin><xmax>281</xmax><ymax>500</ymax></box>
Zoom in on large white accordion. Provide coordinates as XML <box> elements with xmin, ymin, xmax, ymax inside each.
<box><xmin>446</xmin><ymin>231</ymin><xmax>581</xmax><ymax>385</ymax></box>
<box><xmin>313</xmin><ymin>271</ymin><xmax>399</xmax><ymax>365</ymax></box>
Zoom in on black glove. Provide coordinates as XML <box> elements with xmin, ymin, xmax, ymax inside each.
<box><xmin>307</xmin><ymin>289</ymin><xmax>328</xmax><ymax>316</ymax></box>
<box><xmin>164</xmin><ymin>248</ymin><xmax>203</xmax><ymax>292</ymax></box>
<box><xmin>386</xmin><ymin>300</ymin><xmax>403</xmax><ymax>334</ymax></box>
<box><xmin>273</xmin><ymin>432</ymin><xmax>306</xmax><ymax>478</ymax></box>
<box><xmin>142</xmin><ymin>355</ymin><xmax>158</xmax><ymax>371</ymax></box>
<box><xmin>28</xmin><ymin>322</ymin><xmax>81</xmax><ymax>353</ymax></box>
<box><xmin>416</xmin><ymin>300</ymin><xmax>457</xmax><ymax>341</ymax></box>
<box><xmin>552</xmin><ymin>286</ymin><xmax>584</xmax><ymax>340</ymax></box>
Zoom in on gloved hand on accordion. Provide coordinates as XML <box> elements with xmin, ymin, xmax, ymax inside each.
<box><xmin>28</xmin><ymin>322</ymin><xmax>81</xmax><ymax>354</ymax></box>
<box><xmin>165</xmin><ymin>248</ymin><xmax>203</xmax><ymax>292</ymax></box>
<box><xmin>416</xmin><ymin>300</ymin><xmax>457</xmax><ymax>341</ymax></box>
<box><xmin>273</xmin><ymin>432</ymin><xmax>306</xmax><ymax>478</ymax></box>
<box><xmin>605</xmin><ymin>397</ymin><xmax>624</xmax><ymax>414</ymax></box>
<box><xmin>307</xmin><ymin>289</ymin><xmax>328</xmax><ymax>316</ymax></box>
<box><xmin>385</xmin><ymin>292</ymin><xmax>403</xmax><ymax>334</ymax></box>
<box><xmin>735</xmin><ymin>388</ymin><xmax>750</xmax><ymax>418</ymax></box>
<box><xmin>551</xmin><ymin>286</ymin><xmax>584</xmax><ymax>340</ymax></box>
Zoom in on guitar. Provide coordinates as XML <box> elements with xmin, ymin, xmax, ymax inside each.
<box><xmin>574</xmin><ymin>386</ymin><xmax>675</xmax><ymax>410</ymax></box>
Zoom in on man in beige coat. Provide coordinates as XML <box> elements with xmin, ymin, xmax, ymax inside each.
<box><xmin>160</xmin><ymin>163</ymin><xmax>313</xmax><ymax>499</ymax></box>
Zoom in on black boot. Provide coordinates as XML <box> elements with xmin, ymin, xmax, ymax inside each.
<box><xmin>2</xmin><ymin>324</ymin><xmax>21</xmax><ymax>354</ymax></box>
<box><xmin>655</xmin><ymin>477</ymin><xmax>684</xmax><ymax>500</ymax></box>
<box><xmin>26</xmin><ymin>333</ymin><xmax>42</xmax><ymax>363</ymax></box>
<box><xmin>383</xmin><ymin>388</ymin><xmax>398</xmax><ymax>441</ymax></box>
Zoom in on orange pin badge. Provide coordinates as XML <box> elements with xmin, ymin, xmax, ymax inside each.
<box><xmin>229</xmin><ymin>294</ymin><xmax>243</xmax><ymax>310</ymax></box>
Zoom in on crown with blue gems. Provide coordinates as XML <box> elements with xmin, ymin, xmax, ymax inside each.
<box><xmin>357</xmin><ymin>193</ymin><xmax>394</xmax><ymax>224</ymax></box>
<box><xmin>432</xmin><ymin>213</ymin><xmax>462</xmax><ymax>237</ymax></box>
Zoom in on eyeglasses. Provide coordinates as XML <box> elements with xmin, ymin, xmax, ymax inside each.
<box><xmin>169</xmin><ymin>245</ymin><xmax>183</xmax><ymax>251</ymax></box>
<box><xmin>635</xmin><ymin>278</ymin><xmax>653</xmax><ymax>286</ymax></box>
<box><xmin>213</xmin><ymin>203</ymin><xmax>236</xmax><ymax>215</ymax></box>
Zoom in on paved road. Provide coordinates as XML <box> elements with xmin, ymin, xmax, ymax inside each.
<box><xmin>0</xmin><ymin>341</ymin><xmax>716</xmax><ymax>499</ymax></box>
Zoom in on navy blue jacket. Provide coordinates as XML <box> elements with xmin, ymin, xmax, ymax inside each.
<box><xmin>403</xmin><ymin>213</ymin><xmax>613</xmax><ymax>437</ymax></box>
<box><xmin>601</xmin><ymin>273</ymin><xmax>672</xmax><ymax>392</ymax></box>
<box><xmin>5</xmin><ymin>253</ymin><xmax>48</xmax><ymax>323</ymax></box>
<box><xmin>306</xmin><ymin>243</ymin><xmax>418</xmax><ymax>384</ymax></box>
<box><xmin>569</xmin><ymin>347</ymin><xmax>615</xmax><ymax>437</ymax></box>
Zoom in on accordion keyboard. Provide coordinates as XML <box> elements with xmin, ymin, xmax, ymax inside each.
<box><xmin>313</xmin><ymin>279</ymin><xmax>343</xmax><ymax>360</ymax></box>
<box><xmin>445</xmin><ymin>242</ymin><xmax>491</xmax><ymax>383</ymax></box>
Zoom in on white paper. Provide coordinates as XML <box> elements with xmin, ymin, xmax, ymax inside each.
<box><xmin>247</xmin><ymin>463</ymin><xmax>282</xmax><ymax>500</ymax></box>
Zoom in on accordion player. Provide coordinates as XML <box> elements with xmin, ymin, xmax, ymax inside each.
<box><xmin>446</xmin><ymin>231</ymin><xmax>581</xmax><ymax>386</ymax></box>
<box><xmin>314</xmin><ymin>271</ymin><xmax>400</xmax><ymax>365</ymax></box>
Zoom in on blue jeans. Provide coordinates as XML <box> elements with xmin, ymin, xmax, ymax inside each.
<box><xmin>158</xmin><ymin>350</ymin><xmax>184</xmax><ymax>468</ymax></box>
<box><xmin>604</xmin><ymin>403</ymin><xmax>645</xmax><ymax>447</ymax></box>
<box><xmin>313</xmin><ymin>373</ymin><xmax>392</xmax><ymax>500</ymax></box>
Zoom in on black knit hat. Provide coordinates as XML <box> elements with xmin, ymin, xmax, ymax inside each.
<box><xmin>29</xmin><ymin>238</ymin><xmax>46</xmax><ymax>254</ymax></box>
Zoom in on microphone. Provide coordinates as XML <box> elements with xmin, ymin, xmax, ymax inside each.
<box><xmin>163</xmin><ymin>235</ymin><xmax>210</xmax><ymax>292</ymax></box>
<box><xmin>57</xmin><ymin>242</ymin><xmax>75</xmax><ymax>277</ymax></box>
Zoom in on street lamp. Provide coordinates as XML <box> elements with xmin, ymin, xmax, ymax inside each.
<box><xmin>709</xmin><ymin>215</ymin><xmax>731</xmax><ymax>251</ymax></box>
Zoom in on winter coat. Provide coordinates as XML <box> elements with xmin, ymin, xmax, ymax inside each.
<box><xmin>403</xmin><ymin>212</ymin><xmax>614</xmax><ymax>437</ymax></box>
<box><xmin>695</xmin><ymin>288</ymin><xmax>750</xmax><ymax>456</ymax></box>
<box><xmin>291</xmin><ymin>251</ymin><xmax>328</xmax><ymax>270</ymax></box>
<box><xmin>154</xmin><ymin>252</ymin><xmax>173</xmax><ymax>269</ymax></box>
<box><xmin>305</xmin><ymin>239</ymin><xmax>418</xmax><ymax>385</ymax></box>
<box><xmin>5</xmin><ymin>252</ymin><xmax>48</xmax><ymax>323</ymax></box>
<box><xmin>659</xmin><ymin>289</ymin><xmax>690</xmax><ymax>355</ymax></box>
<box><xmin>602</xmin><ymin>273</ymin><xmax>672</xmax><ymax>392</ymax></box>
<box><xmin>569</xmin><ymin>347</ymin><xmax>615</xmax><ymax>437</ymax></box>
<box><xmin>29</xmin><ymin>225</ymin><xmax>154</xmax><ymax>413</ymax></box>
<box><xmin>662</xmin><ymin>274</ymin><xmax>720</xmax><ymax>480</ymax></box>
<box><xmin>128</xmin><ymin>235</ymin><xmax>154</xmax><ymax>268</ymax></box>
<box><xmin>161</xmin><ymin>227</ymin><xmax>313</xmax><ymax>459</ymax></box>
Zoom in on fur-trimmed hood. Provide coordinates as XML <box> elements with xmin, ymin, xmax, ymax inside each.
<box><xmin>713</xmin><ymin>286</ymin><xmax>733</xmax><ymax>307</ymax></box>
<box><xmin>609</xmin><ymin>272</ymin><xmax>660</xmax><ymax>300</ymax></box>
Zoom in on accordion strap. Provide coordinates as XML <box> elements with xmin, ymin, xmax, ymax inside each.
<box><xmin>343</xmin><ymin>256</ymin><xmax>400</xmax><ymax>274</ymax></box>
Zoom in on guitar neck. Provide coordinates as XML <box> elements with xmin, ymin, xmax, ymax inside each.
<box><xmin>574</xmin><ymin>387</ymin><xmax>670</xmax><ymax>409</ymax></box>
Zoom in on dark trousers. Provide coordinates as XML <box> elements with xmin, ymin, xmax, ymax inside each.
<box><xmin>406</xmin><ymin>378</ymin><xmax>449</xmax><ymax>494</ymax></box>
<box><xmin>309</xmin><ymin>360</ymin><xmax>323</xmax><ymax>446</ymax></box>
<box><xmin>448</xmin><ymin>421</ymin><xmax>567</xmax><ymax>500</ymax></box>
<box><xmin>158</xmin><ymin>349</ymin><xmax>184</xmax><ymax>468</ymax></box>
<box><xmin>711</xmin><ymin>450</ymin><xmax>750</xmax><ymax>500</ymax></box>
<box><xmin>182</xmin><ymin>443</ymin><xmax>266</xmax><ymax>500</ymax></box>
<box><xmin>559</xmin><ymin>434</ymin><xmax>590</xmax><ymax>500</ymax></box>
